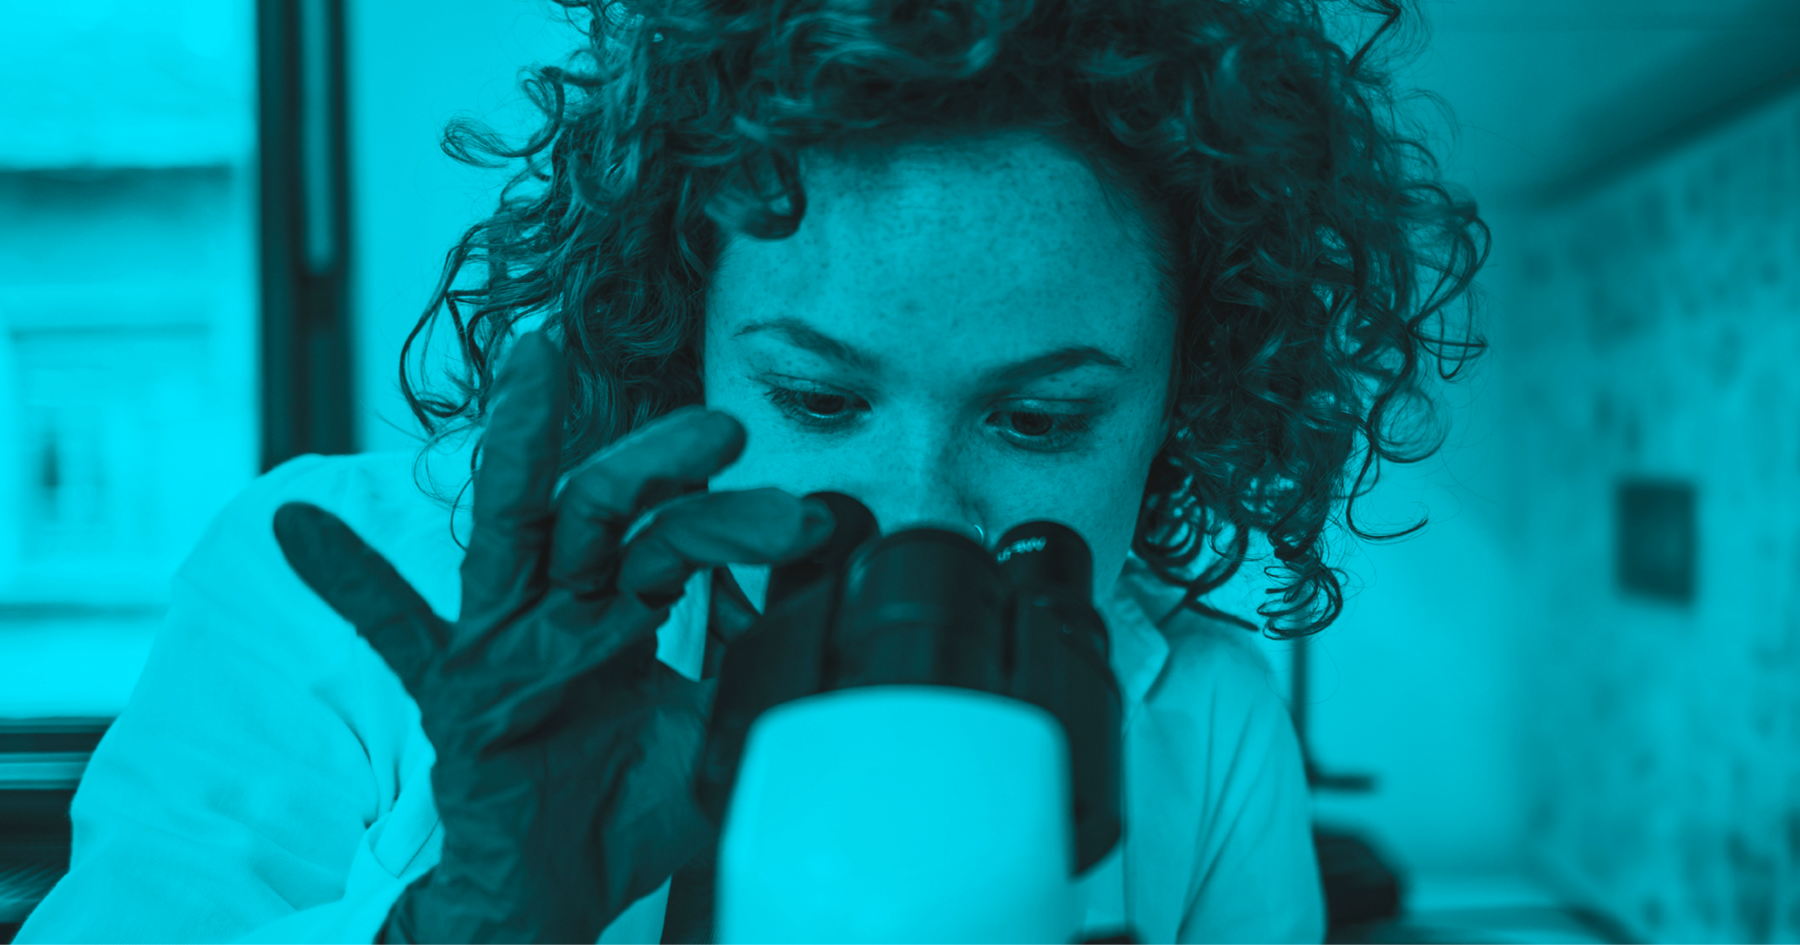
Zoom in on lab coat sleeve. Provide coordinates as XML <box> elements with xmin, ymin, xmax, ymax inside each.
<box><xmin>1129</xmin><ymin>622</ymin><xmax>1327</xmax><ymax>944</ymax></box>
<box><xmin>14</xmin><ymin>453</ymin><xmax>450</xmax><ymax>944</ymax></box>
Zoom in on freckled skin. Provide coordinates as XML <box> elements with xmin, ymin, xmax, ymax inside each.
<box><xmin>703</xmin><ymin>132</ymin><xmax>1177</xmax><ymax>609</ymax></box>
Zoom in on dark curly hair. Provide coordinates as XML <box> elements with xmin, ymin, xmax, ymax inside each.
<box><xmin>401</xmin><ymin>0</ymin><xmax>1490</xmax><ymax>639</ymax></box>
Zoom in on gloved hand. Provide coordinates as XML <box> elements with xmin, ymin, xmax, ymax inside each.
<box><xmin>271</xmin><ymin>330</ymin><xmax>835</xmax><ymax>944</ymax></box>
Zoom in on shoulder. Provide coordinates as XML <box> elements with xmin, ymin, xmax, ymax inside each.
<box><xmin>216</xmin><ymin>442</ymin><xmax>470</xmax><ymax>543</ymax></box>
<box><xmin>1119</xmin><ymin>567</ymin><xmax>1301</xmax><ymax>780</ymax></box>
<box><xmin>1113</xmin><ymin>572</ymin><xmax>1323</xmax><ymax>942</ymax></box>
<box><xmin>1121</xmin><ymin>570</ymin><xmax>1286</xmax><ymax>731</ymax></box>
<box><xmin>1173</xmin><ymin>615</ymin><xmax>1280</xmax><ymax>697</ymax></box>
<box><xmin>1137</xmin><ymin>604</ymin><xmax>1296</xmax><ymax>752</ymax></box>
<box><xmin>176</xmin><ymin>441</ymin><xmax>474</xmax><ymax>623</ymax></box>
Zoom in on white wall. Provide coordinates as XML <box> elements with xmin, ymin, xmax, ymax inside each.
<box><xmin>1503</xmin><ymin>84</ymin><xmax>1800</xmax><ymax>943</ymax></box>
<box><xmin>345</xmin><ymin>0</ymin><xmax>584</xmax><ymax>455</ymax></box>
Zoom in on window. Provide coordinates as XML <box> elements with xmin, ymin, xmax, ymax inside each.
<box><xmin>0</xmin><ymin>4</ymin><xmax>259</xmax><ymax>718</ymax></box>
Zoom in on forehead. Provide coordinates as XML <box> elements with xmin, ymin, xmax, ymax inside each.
<box><xmin>708</xmin><ymin>133</ymin><xmax>1171</xmax><ymax>371</ymax></box>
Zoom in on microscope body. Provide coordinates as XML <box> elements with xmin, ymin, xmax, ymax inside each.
<box><xmin>693</xmin><ymin>494</ymin><xmax>1123</xmax><ymax>944</ymax></box>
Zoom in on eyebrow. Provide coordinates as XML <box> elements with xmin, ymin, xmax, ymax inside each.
<box><xmin>732</xmin><ymin>316</ymin><xmax>1129</xmax><ymax>389</ymax></box>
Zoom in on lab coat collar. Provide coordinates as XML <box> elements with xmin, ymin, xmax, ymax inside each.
<box><xmin>1097</xmin><ymin>553</ymin><xmax>1175</xmax><ymax>725</ymax></box>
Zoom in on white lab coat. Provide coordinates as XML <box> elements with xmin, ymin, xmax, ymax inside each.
<box><xmin>17</xmin><ymin>441</ymin><xmax>1324</xmax><ymax>944</ymax></box>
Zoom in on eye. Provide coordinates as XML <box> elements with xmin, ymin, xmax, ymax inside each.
<box><xmin>761</xmin><ymin>383</ymin><xmax>1093</xmax><ymax>452</ymax></box>
<box><xmin>763</xmin><ymin>386</ymin><xmax>859</xmax><ymax>427</ymax></box>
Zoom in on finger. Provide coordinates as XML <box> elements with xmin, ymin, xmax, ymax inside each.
<box><xmin>546</xmin><ymin>407</ymin><xmax>749</xmax><ymax>597</ymax></box>
<box><xmin>460</xmin><ymin>331</ymin><xmax>569</xmax><ymax>634</ymax></box>
<box><xmin>614</xmin><ymin>488</ymin><xmax>835</xmax><ymax>603</ymax></box>
<box><xmin>273</xmin><ymin>502</ymin><xmax>447</xmax><ymax>693</ymax></box>
<box><xmin>705</xmin><ymin>564</ymin><xmax>761</xmax><ymax>654</ymax></box>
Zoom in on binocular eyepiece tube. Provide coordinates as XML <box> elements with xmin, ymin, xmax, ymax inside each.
<box><xmin>697</xmin><ymin>492</ymin><xmax>1125</xmax><ymax>942</ymax></box>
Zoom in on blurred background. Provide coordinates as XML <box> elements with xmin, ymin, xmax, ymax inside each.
<box><xmin>0</xmin><ymin>1</ymin><xmax>1796</xmax><ymax>942</ymax></box>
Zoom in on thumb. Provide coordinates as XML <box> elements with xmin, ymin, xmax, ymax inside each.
<box><xmin>701</xmin><ymin>565</ymin><xmax>761</xmax><ymax>680</ymax></box>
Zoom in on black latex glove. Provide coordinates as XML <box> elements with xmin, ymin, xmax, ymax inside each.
<box><xmin>271</xmin><ymin>330</ymin><xmax>834</xmax><ymax>944</ymax></box>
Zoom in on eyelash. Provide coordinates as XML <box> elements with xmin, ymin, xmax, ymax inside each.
<box><xmin>762</xmin><ymin>383</ymin><xmax>1093</xmax><ymax>452</ymax></box>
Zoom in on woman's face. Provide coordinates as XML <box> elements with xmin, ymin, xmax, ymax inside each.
<box><xmin>703</xmin><ymin>132</ymin><xmax>1177</xmax><ymax>609</ymax></box>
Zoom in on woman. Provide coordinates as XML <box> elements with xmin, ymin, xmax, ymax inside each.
<box><xmin>17</xmin><ymin>0</ymin><xmax>1486</xmax><ymax>941</ymax></box>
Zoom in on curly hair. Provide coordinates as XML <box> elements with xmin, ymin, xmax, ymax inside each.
<box><xmin>401</xmin><ymin>0</ymin><xmax>1490</xmax><ymax>639</ymax></box>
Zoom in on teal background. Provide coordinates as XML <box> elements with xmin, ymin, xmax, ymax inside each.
<box><xmin>2</xmin><ymin>2</ymin><xmax>1798</xmax><ymax>941</ymax></box>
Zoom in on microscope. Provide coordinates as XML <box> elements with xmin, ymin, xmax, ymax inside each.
<box><xmin>692</xmin><ymin>492</ymin><xmax>1124</xmax><ymax>944</ymax></box>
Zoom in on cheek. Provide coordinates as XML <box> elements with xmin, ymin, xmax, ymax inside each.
<box><xmin>700</xmin><ymin>360</ymin><xmax>769</xmax><ymax>487</ymax></box>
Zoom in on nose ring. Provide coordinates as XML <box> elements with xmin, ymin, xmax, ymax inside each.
<box><xmin>974</xmin><ymin>524</ymin><xmax>985</xmax><ymax>545</ymax></box>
